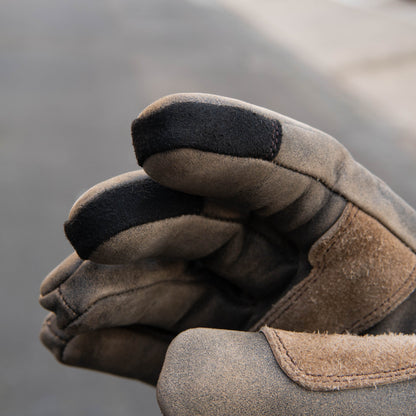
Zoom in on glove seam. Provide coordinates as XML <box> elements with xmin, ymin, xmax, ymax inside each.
<box><xmin>252</xmin><ymin>203</ymin><xmax>357</xmax><ymax>330</ymax></box>
<box><xmin>263</xmin><ymin>328</ymin><xmax>416</xmax><ymax>390</ymax></box>
<box><xmin>41</xmin><ymin>260</ymin><xmax>85</xmax><ymax>296</ymax></box>
<box><xmin>349</xmin><ymin>262</ymin><xmax>416</xmax><ymax>332</ymax></box>
<box><xmin>254</xmin><ymin>204</ymin><xmax>416</xmax><ymax>333</ymax></box>
<box><xmin>268</xmin><ymin>120</ymin><xmax>282</xmax><ymax>160</ymax></box>
<box><xmin>58</xmin><ymin>287</ymin><xmax>78</xmax><ymax>317</ymax></box>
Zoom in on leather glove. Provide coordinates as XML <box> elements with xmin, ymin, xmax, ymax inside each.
<box><xmin>157</xmin><ymin>327</ymin><xmax>416</xmax><ymax>415</ymax></box>
<box><xmin>40</xmin><ymin>94</ymin><xmax>416</xmax><ymax>412</ymax></box>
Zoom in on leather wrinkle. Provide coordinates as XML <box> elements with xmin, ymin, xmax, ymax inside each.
<box><xmin>200</xmin><ymin>215</ymin><xmax>301</xmax><ymax>300</ymax></box>
<box><xmin>60</xmin><ymin>323</ymin><xmax>174</xmax><ymax>366</ymax></box>
<box><xmin>271</xmin><ymin>157</ymin><xmax>416</xmax><ymax>255</ymax></box>
<box><xmin>45</xmin><ymin>318</ymin><xmax>70</xmax><ymax>345</ymax></box>
<box><xmin>44</xmin><ymin>317</ymin><xmax>74</xmax><ymax>363</ymax></box>
<box><xmin>57</xmin><ymin>261</ymin><xmax>260</xmax><ymax>333</ymax></box>
<box><xmin>92</xmin><ymin>213</ymin><xmax>243</xmax><ymax>256</ymax></box>
<box><xmin>148</xmin><ymin>147</ymin><xmax>414</xmax><ymax>252</ymax></box>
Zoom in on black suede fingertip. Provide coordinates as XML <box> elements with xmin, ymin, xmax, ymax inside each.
<box><xmin>132</xmin><ymin>99</ymin><xmax>282</xmax><ymax>166</ymax></box>
<box><xmin>64</xmin><ymin>178</ymin><xmax>203</xmax><ymax>259</ymax></box>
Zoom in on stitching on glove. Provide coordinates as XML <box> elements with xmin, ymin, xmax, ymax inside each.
<box><xmin>58</xmin><ymin>287</ymin><xmax>78</xmax><ymax>317</ymax></box>
<box><xmin>253</xmin><ymin>204</ymin><xmax>356</xmax><ymax>329</ymax></box>
<box><xmin>254</xmin><ymin>204</ymin><xmax>416</xmax><ymax>333</ymax></box>
<box><xmin>269</xmin><ymin>120</ymin><xmax>282</xmax><ymax>160</ymax></box>
<box><xmin>275</xmin><ymin>205</ymin><xmax>416</xmax><ymax>334</ymax></box>
<box><xmin>269</xmin><ymin>330</ymin><xmax>416</xmax><ymax>383</ymax></box>
<box><xmin>349</xmin><ymin>263</ymin><xmax>416</xmax><ymax>332</ymax></box>
<box><xmin>268</xmin><ymin>205</ymin><xmax>358</xmax><ymax>324</ymax></box>
<box><xmin>42</xmin><ymin>260</ymin><xmax>85</xmax><ymax>297</ymax></box>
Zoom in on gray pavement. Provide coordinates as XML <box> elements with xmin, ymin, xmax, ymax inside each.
<box><xmin>1</xmin><ymin>0</ymin><xmax>416</xmax><ymax>415</ymax></box>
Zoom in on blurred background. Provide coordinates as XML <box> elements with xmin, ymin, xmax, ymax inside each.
<box><xmin>1</xmin><ymin>0</ymin><xmax>416</xmax><ymax>414</ymax></box>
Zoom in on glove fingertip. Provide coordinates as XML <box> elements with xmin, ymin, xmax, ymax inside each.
<box><xmin>64</xmin><ymin>170</ymin><xmax>203</xmax><ymax>261</ymax></box>
<box><xmin>131</xmin><ymin>93</ymin><xmax>282</xmax><ymax>167</ymax></box>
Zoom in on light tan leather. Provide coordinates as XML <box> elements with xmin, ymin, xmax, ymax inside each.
<box><xmin>262</xmin><ymin>326</ymin><xmax>416</xmax><ymax>391</ymax></box>
<box><xmin>254</xmin><ymin>203</ymin><xmax>416</xmax><ymax>333</ymax></box>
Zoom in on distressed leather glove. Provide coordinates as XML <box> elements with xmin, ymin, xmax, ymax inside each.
<box><xmin>40</xmin><ymin>94</ymin><xmax>416</xmax><ymax>409</ymax></box>
<box><xmin>157</xmin><ymin>327</ymin><xmax>416</xmax><ymax>415</ymax></box>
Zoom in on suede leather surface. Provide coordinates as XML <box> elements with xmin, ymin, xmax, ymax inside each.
<box><xmin>136</xmin><ymin>93</ymin><xmax>416</xmax><ymax>252</ymax></box>
<box><xmin>41</xmin><ymin>313</ymin><xmax>171</xmax><ymax>385</ymax></box>
<box><xmin>40</xmin><ymin>253</ymin><xmax>256</xmax><ymax>335</ymax></box>
<box><xmin>132</xmin><ymin>94</ymin><xmax>282</xmax><ymax>165</ymax></box>
<box><xmin>65</xmin><ymin>171</ymin><xmax>203</xmax><ymax>259</ymax></box>
<box><xmin>40</xmin><ymin>93</ymin><xmax>416</xmax><ymax>413</ymax></box>
<box><xmin>253</xmin><ymin>203</ymin><xmax>416</xmax><ymax>333</ymax></box>
<box><xmin>261</xmin><ymin>327</ymin><xmax>416</xmax><ymax>391</ymax></box>
<box><xmin>157</xmin><ymin>328</ymin><xmax>416</xmax><ymax>416</ymax></box>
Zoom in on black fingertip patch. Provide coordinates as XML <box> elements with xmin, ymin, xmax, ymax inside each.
<box><xmin>64</xmin><ymin>178</ymin><xmax>203</xmax><ymax>259</ymax></box>
<box><xmin>131</xmin><ymin>99</ymin><xmax>282</xmax><ymax>166</ymax></box>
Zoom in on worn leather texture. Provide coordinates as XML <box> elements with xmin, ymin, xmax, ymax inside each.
<box><xmin>39</xmin><ymin>94</ymin><xmax>416</xmax><ymax>414</ymax></box>
<box><xmin>157</xmin><ymin>328</ymin><xmax>416</xmax><ymax>416</ymax></box>
<box><xmin>261</xmin><ymin>327</ymin><xmax>416</xmax><ymax>391</ymax></box>
<box><xmin>254</xmin><ymin>203</ymin><xmax>416</xmax><ymax>333</ymax></box>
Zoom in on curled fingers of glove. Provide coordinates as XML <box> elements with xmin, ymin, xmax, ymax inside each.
<box><xmin>132</xmin><ymin>93</ymin><xmax>416</xmax><ymax>250</ymax></box>
<box><xmin>40</xmin><ymin>313</ymin><xmax>169</xmax><ymax>385</ymax></box>
<box><xmin>130</xmin><ymin>93</ymin><xmax>416</xmax><ymax>334</ymax></box>
<box><xmin>64</xmin><ymin>171</ymin><xmax>297</xmax><ymax>298</ymax></box>
<box><xmin>39</xmin><ymin>253</ymin><xmax>257</xmax><ymax>335</ymax></box>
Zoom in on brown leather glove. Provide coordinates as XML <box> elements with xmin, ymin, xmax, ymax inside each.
<box><xmin>40</xmin><ymin>94</ymin><xmax>416</xmax><ymax>409</ymax></box>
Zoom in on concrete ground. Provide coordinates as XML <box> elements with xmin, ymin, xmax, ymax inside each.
<box><xmin>1</xmin><ymin>0</ymin><xmax>415</xmax><ymax>415</ymax></box>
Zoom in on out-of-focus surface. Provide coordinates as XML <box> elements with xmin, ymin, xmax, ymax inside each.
<box><xmin>0</xmin><ymin>0</ymin><xmax>415</xmax><ymax>415</ymax></box>
<box><xmin>219</xmin><ymin>0</ymin><xmax>416</xmax><ymax>136</ymax></box>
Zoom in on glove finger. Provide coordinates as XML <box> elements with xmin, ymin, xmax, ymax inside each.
<box><xmin>132</xmin><ymin>93</ymin><xmax>347</xmax><ymax>244</ymax></box>
<box><xmin>64</xmin><ymin>170</ymin><xmax>245</xmax><ymax>264</ymax></box>
<box><xmin>40</xmin><ymin>252</ymin><xmax>83</xmax><ymax>295</ymax></box>
<box><xmin>40</xmin><ymin>254</ymin><xmax>256</xmax><ymax>334</ymax></box>
<box><xmin>40</xmin><ymin>313</ymin><xmax>171</xmax><ymax>385</ymax></box>
<box><xmin>64</xmin><ymin>171</ymin><xmax>300</xmax><ymax>296</ymax></box>
<box><xmin>132</xmin><ymin>93</ymin><xmax>416</xmax><ymax>251</ymax></box>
